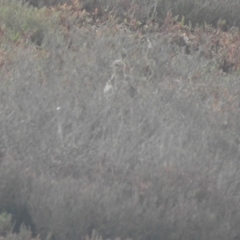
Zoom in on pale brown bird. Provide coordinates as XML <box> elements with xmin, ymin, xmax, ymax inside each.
<box><xmin>104</xmin><ymin>60</ymin><xmax>136</xmax><ymax>100</ymax></box>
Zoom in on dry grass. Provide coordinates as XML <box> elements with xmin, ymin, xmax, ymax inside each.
<box><xmin>0</xmin><ymin>1</ymin><xmax>240</xmax><ymax>240</ymax></box>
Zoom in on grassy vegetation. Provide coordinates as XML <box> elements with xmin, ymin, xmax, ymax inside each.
<box><xmin>0</xmin><ymin>0</ymin><xmax>240</xmax><ymax>240</ymax></box>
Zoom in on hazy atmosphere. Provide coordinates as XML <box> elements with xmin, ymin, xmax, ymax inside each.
<box><xmin>0</xmin><ymin>0</ymin><xmax>240</xmax><ymax>240</ymax></box>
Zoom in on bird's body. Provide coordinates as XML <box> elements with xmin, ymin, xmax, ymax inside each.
<box><xmin>104</xmin><ymin>77</ymin><xmax>115</xmax><ymax>99</ymax></box>
<box><xmin>104</xmin><ymin>60</ymin><xmax>137</xmax><ymax>100</ymax></box>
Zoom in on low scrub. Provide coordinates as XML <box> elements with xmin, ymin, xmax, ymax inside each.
<box><xmin>0</xmin><ymin>1</ymin><xmax>240</xmax><ymax>240</ymax></box>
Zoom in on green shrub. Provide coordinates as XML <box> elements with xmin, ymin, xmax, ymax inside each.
<box><xmin>0</xmin><ymin>0</ymin><xmax>59</xmax><ymax>44</ymax></box>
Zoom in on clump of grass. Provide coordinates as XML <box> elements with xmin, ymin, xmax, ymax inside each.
<box><xmin>85</xmin><ymin>229</ymin><xmax>132</xmax><ymax>240</ymax></box>
<box><xmin>0</xmin><ymin>212</ymin><xmax>39</xmax><ymax>240</ymax></box>
<box><xmin>0</xmin><ymin>212</ymin><xmax>12</xmax><ymax>236</ymax></box>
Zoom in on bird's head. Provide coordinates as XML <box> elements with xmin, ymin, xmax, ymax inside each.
<box><xmin>111</xmin><ymin>59</ymin><xmax>125</xmax><ymax>78</ymax></box>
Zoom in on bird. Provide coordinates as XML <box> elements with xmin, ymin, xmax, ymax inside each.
<box><xmin>104</xmin><ymin>59</ymin><xmax>137</xmax><ymax>100</ymax></box>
